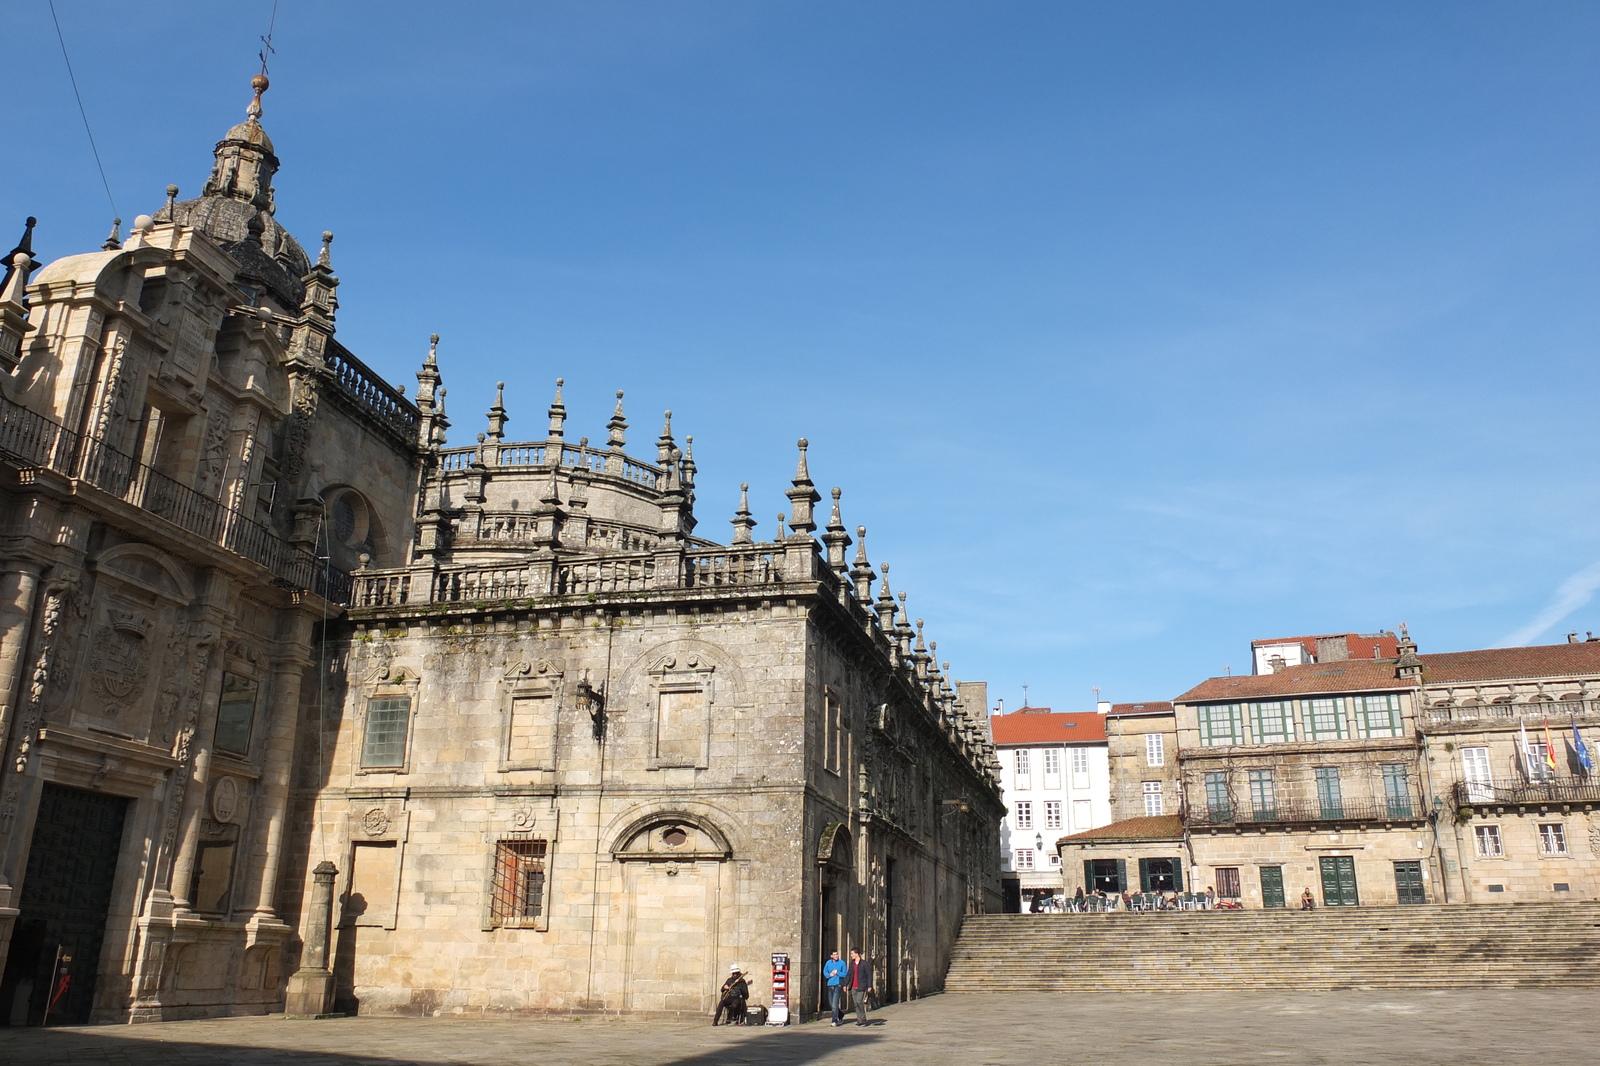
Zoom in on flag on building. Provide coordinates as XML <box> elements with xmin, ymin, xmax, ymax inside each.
<box><xmin>1575</xmin><ymin>723</ymin><xmax>1594</xmax><ymax>774</ymax></box>
<box><xmin>1520</xmin><ymin>717</ymin><xmax>1535</xmax><ymax>777</ymax></box>
<box><xmin>1543</xmin><ymin>718</ymin><xmax>1559</xmax><ymax>774</ymax></box>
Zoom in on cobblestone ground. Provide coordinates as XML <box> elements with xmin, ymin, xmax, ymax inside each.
<box><xmin>0</xmin><ymin>990</ymin><xmax>1591</xmax><ymax>1065</ymax></box>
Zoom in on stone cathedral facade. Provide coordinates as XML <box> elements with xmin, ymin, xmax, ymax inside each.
<box><xmin>0</xmin><ymin>77</ymin><xmax>1002</xmax><ymax>1025</ymax></box>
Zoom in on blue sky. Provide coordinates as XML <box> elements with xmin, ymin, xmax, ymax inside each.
<box><xmin>5</xmin><ymin>2</ymin><xmax>1598</xmax><ymax>709</ymax></box>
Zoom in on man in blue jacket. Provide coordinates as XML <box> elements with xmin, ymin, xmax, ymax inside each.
<box><xmin>822</xmin><ymin>949</ymin><xmax>847</xmax><ymax>1026</ymax></box>
<box><xmin>847</xmin><ymin>949</ymin><xmax>873</xmax><ymax>1026</ymax></box>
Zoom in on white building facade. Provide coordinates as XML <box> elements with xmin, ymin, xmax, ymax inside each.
<box><xmin>991</xmin><ymin>708</ymin><xmax>1111</xmax><ymax>903</ymax></box>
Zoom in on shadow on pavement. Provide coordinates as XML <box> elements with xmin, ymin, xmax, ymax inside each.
<box><xmin>0</xmin><ymin>1021</ymin><xmax>883</xmax><ymax>1066</ymax></box>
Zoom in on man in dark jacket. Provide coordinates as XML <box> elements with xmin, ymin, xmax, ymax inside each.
<box><xmin>714</xmin><ymin>966</ymin><xmax>749</xmax><ymax>1025</ymax></box>
<box><xmin>847</xmin><ymin>950</ymin><xmax>873</xmax><ymax>1026</ymax></box>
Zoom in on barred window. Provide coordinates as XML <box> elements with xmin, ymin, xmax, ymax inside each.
<box><xmin>491</xmin><ymin>839</ymin><xmax>548</xmax><ymax>925</ymax></box>
<box><xmin>1303</xmin><ymin>697</ymin><xmax>1346</xmax><ymax>741</ymax></box>
<box><xmin>1198</xmin><ymin>704</ymin><xmax>1243</xmax><ymax>746</ymax></box>
<box><xmin>1249</xmin><ymin>701</ymin><xmax>1292</xmax><ymax>744</ymax></box>
<box><xmin>361</xmin><ymin>695</ymin><xmax>411</xmax><ymax>768</ymax></box>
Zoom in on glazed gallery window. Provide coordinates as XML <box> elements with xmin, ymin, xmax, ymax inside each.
<box><xmin>1203</xmin><ymin>771</ymin><xmax>1232</xmax><ymax>820</ymax></box>
<box><xmin>1014</xmin><ymin>801</ymin><xmax>1033</xmax><ymax>829</ymax></box>
<box><xmin>214</xmin><ymin>673</ymin><xmax>259</xmax><ymax>756</ymax></box>
<box><xmin>490</xmin><ymin>839</ymin><xmax>548</xmax><ymax>925</ymax></box>
<box><xmin>1248</xmin><ymin>770</ymin><xmax>1276</xmax><ymax>820</ymax></box>
<box><xmin>1249</xmin><ymin>701</ymin><xmax>1293</xmax><ymax>744</ymax></box>
<box><xmin>1354</xmin><ymin>694</ymin><xmax>1402</xmax><ymax>739</ymax></box>
<box><xmin>1303</xmin><ymin>697</ymin><xmax>1347</xmax><ymax>741</ymax></box>
<box><xmin>1461</xmin><ymin>747</ymin><xmax>1493</xmax><ymax>802</ymax></box>
<box><xmin>1146</xmin><ymin>733</ymin><xmax>1165</xmax><ymax>767</ymax></box>
<box><xmin>1044</xmin><ymin>800</ymin><xmax>1063</xmax><ymax>829</ymax></box>
<box><xmin>1014</xmin><ymin>849</ymin><xmax>1035</xmax><ymax>870</ymax></box>
<box><xmin>1474</xmin><ymin>825</ymin><xmax>1503</xmax><ymax>857</ymax></box>
<box><xmin>1538</xmin><ymin>823</ymin><xmax>1567</xmax><ymax>856</ymax></box>
<box><xmin>1197</xmin><ymin>704</ymin><xmax>1243</xmax><ymax>746</ymax></box>
<box><xmin>361</xmin><ymin>695</ymin><xmax>411</xmax><ymax>769</ymax></box>
<box><xmin>1143</xmin><ymin>781</ymin><xmax>1163</xmax><ymax>816</ymax></box>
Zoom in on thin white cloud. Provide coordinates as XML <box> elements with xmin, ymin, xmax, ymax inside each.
<box><xmin>1497</xmin><ymin>560</ymin><xmax>1600</xmax><ymax>647</ymax></box>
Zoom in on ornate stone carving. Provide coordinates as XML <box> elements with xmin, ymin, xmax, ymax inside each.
<box><xmin>211</xmin><ymin>776</ymin><xmax>240</xmax><ymax>823</ymax></box>
<box><xmin>89</xmin><ymin>611</ymin><xmax>153</xmax><ymax>706</ymax></box>
<box><xmin>362</xmin><ymin>807</ymin><xmax>392</xmax><ymax>836</ymax></box>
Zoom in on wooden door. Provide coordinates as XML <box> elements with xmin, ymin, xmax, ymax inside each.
<box><xmin>1319</xmin><ymin>856</ymin><xmax>1359</xmax><ymax>906</ymax></box>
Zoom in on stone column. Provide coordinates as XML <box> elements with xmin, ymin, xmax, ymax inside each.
<box><xmin>283</xmin><ymin>860</ymin><xmax>338</xmax><ymax>1016</ymax></box>
<box><xmin>244</xmin><ymin>640</ymin><xmax>314</xmax><ymax>923</ymax></box>
<box><xmin>0</xmin><ymin>562</ymin><xmax>42</xmax><ymax>978</ymax></box>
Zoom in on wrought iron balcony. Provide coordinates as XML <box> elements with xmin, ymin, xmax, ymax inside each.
<box><xmin>1</xmin><ymin>391</ymin><xmax>349</xmax><ymax>603</ymax></box>
<box><xmin>1452</xmin><ymin>778</ymin><xmax>1600</xmax><ymax>807</ymax></box>
<box><xmin>1188</xmin><ymin>797</ymin><xmax>1422</xmax><ymax>827</ymax></box>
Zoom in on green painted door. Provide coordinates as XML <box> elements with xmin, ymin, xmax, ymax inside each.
<box><xmin>1319</xmin><ymin>856</ymin><xmax>1359</xmax><ymax>906</ymax></box>
<box><xmin>1260</xmin><ymin>865</ymin><xmax>1285</xmax><ymax>908</ymax></box>
<box><xmin>1393</xmin><ymin>861</ymin><xmax>1426</xmax><ymax>904</ymax></box>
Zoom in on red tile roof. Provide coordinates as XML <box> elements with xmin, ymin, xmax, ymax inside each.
<box><xmin>1175</xmin><ymin>658</ymin><xmax>1412</xmax><ymax>703</ymax></box>
<box><xmin>1106</xmin><ymin>700</ymin><xmax>1173</xmax><ymax>716</ymax></box>
<box><xmin>990</xmin><ymin>711</ymin><xmax>1107</xmax><ymax>745</ymax></box>
<box><xmin>1057</xmin><ymin>814</ymin><xmax>1183</xmax><ymax>844</ymax></box>
<box><xmin>1177</xmin><ymin>641</ymin><xmax>1600</xmax><ymax>703</ymax></box>
<box><xmin>1252</xmin><ymin>632</ymin><xmax>1398</xmax><ymax>661</ymax></box>
<box><xmin>1420</xmin><ymin>642</ymin><xmax>1600</xmax><ymax>684</ymax></box>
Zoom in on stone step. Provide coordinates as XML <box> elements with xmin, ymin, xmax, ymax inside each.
<box><xmin>945</xmin><ymin>904</ymin><xmax>1600</xmax><ymax>992</ymax></box>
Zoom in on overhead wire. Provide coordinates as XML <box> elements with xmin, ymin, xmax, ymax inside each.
<box><xmin>47</xmin><ymin>0</ymin><xmax>119</xmax><ymax>222</ymax></box>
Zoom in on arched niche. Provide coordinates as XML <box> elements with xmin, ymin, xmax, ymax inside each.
<box><xmin>610</xmin><ymin>809</ymin><xmax>732</xmax><ymax>863</ymax></box>
<box><xmin>90</xmin><ymin>543</ymin><xmax>195</xmax><ymax>605</ymax></box>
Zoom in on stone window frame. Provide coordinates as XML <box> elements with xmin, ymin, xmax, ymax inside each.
<box><xmin>823</xmin><ymin>687</ymin><xmax>844</xmax><ymax>776</ymax></box>
<box><xmin>646</xmin><ymin>654</ymin><xmax>716</xmax><ymax>771</ymax></box>
<box><xmin>481</xmin><ymin>807</ymin><xmax>559</xmax><ymax>932</ymax></box>
<box><xmin>213</xmin><ymin>658</ymin><xmax>263</xmax><ymax>759</ymax></box>
<box><xmin>1474</xmin><ymin>823</ymin><xmax>1503</xmax><ymax>858</ymax></box>
<box><xmin>498</xmin><ymin>659</ymin><xmax>565</xmax><ymax>773</ymax></box>
<box><xmin>1537</xmin><ymin>822</ymin><xmax>1568</xmax><ymax>857</ymax></box>
<box><xmin>343</xmin><ymin>805</ymin><xmax>411</xmax><ymax>930</ymax></box>
<box><xmin>355</xmin><ymin>667</ymin><xmax>421</xmax><ymax>775</ymax></box>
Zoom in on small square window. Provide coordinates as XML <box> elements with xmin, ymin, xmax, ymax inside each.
<box><xmin>1554</xmin><ymin>883</ymin><xmax>1572</xmax><ymax>892</ymax></box>
<box><xmin>1538</xmin><ymin>823</ymin><xmax>1567</xmax><ymax>856</ymax></box>
<box><xmin>1014</xmin><ymin>801</ymin><xmax>1033</xmax><ymax>829</ymax></box>
<box><xmin>1487</xmin><ymin>884</ymin><xmax>1505</xmax><ymax>892</ymax></box>
<box><xmin>1014</xmin><ymin>849</ymin><xmax>1034</xmax><ymax>870</ymax></box>
<box><xmin>1474</xmin><ymin>825</ymin><xmax>1503</xmax><ymax>858</ymax></box>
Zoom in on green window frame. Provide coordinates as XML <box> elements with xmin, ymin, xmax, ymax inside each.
<box><xmin>1198</xmin><ymin>703</ymin><xmax>1243</xmax><ymax>746</ymax></box>
<box><xmin>1303</xmin><ymin>697</ymin><xmax>1347</xmax><ymax>741</ymax></box>
<box><xmin>1249</xmin><ymin>700</ymin><xmax>1293</xmax><ymax>744</ymax></box>
<box><xmin>361</xmin><ymin>695</ymin><xmax>412</xmax><ymax>769</ymax></box>
<box><xmin>1203</xmin><ymin>771</ymin><xmax>1232</xmax><ymax>820</ymax></box>
<box><xmin>1355</xmin><ymin>693</ymin><xmax>1402</xmax><ymax>738</ymax></box>
<box><xmin>1248</xmin><ymin>769</ymin><xmax>1276</xmax><ymax>820</ymax></box>
<box><xmin>1314</xmin><ymin>767</ymin><xmax>1343</xmax><ymax>819</ymax></box>
<box><xmin>1382</xmin><ymin>764</ymin><xmax>1412</xmax><ymax>818</ymax></box>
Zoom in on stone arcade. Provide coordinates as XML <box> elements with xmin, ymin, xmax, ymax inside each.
<box><xmin>0</xmin><ymin>77</ymin><xmax>1002</xmax><ymax>1025</ymax></box>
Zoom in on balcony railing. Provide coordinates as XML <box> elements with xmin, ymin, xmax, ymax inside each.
<box><xmin>1424</xmin><ymin>699</ymin><xmax>1600</xmax><ymax>722</ymax></box>
<box><xmin>1188</xmin><ymin>797</ymin><xmax>1422</xmax><ymax>827</ymax></box>
<box><xmin>1452</xmin><ymin>778</ymin><xmax>1600</xmax><ymax>807</ymax></box>
<box><xmin>1</xmin><ymin>391</ymin><xmax>349</xmax><ymax>603</ymax></box>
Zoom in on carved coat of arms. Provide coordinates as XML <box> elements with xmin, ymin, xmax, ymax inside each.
<box><xmin>89</xmin><ymin>611</ymin><xmax>152</xmax><ymax>711</ymax></box>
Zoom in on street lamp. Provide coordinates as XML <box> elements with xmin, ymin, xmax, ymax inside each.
<box><xmin>1035</xmin><ymin>832</ymin><xmax>1044</xmax><ymax>853</ymax></box>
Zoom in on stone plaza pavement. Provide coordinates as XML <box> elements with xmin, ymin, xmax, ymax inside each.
<box><xmin>0</xmin><ymin>990</ymin><xmax>1591</xmax><ymax>1065</ymax></box>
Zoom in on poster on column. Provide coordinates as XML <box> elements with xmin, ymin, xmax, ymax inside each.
<box><xmin>768</xmin><ymin>952</ymin><xmax>789</xmax><ymax>1025</ymax></box>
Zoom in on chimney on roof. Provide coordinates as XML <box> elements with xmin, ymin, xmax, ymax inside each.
<box><xmin>994</xmin><ymin>698</ymin><xmax>1004</xmax><ymax>716</ymax></box>
<box><xmin>1096</xmin><ymin>701</ymin><xmax>1111</xmax><ymax>715</ymax></box>
<box><xmin>1395</xmin><ymin>623</ymin><xmax>1422</xmax><ymax>680</ymax></box>
<box><xmin>1569</xmin><ymin>633</ymin><xmax>1581</xmax><ymax>644</ymax></box>
<box><xmin>1316</xmin><ymin>635</ymin><xmax>1350</xmax><ymax>663</ymax></box>
<box><xmin>1268</xmin><ymin>654</ymin><xmax>1286</xmax><ymax>673</ymax></box>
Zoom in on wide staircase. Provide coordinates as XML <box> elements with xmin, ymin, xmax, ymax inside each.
<box><xmin>946</xmin><ymin>903</ymin><xmax>1600</xmax><ymax>991</ymax></box>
